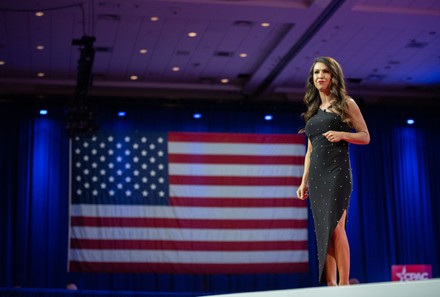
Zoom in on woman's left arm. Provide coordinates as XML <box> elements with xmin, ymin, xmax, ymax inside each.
<box><xmin>343</xmin><ymin>98</ymin><xmax>370</xmax><ymax>145</ymax></box>
<box><xmin>323</xmin><ymin>98</ymin><xmax>370</xmax><ymax>145</ymax></box>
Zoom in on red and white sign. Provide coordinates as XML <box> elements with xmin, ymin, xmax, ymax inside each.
<box><xmin>392</xmin><ymin>265</ymin><xmax>432</xmax><ymax>282</ymax></box>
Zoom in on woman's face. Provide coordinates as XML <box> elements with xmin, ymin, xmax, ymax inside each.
<box><xmin>313</xmin><ymin>62</ymin><xmax>332</xmax><ymax>93</ymax></box>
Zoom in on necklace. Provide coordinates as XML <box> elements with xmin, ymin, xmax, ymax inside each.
<box><xmin>320</xmin><ymin>103</ymin><xmax>333</xmax><ymax>111</ymax></box>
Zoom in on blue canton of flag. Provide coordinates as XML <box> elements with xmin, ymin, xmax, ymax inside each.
<box><xmin>71</xmin><ymin>133</ymin><xmax>169</xmax><ymax>205</ymax></box>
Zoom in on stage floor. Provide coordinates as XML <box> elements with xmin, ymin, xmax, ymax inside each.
<box><xmin>200</xmin><ymin>278</ymin><xmax>440</xmax><ymax>297</ymax></box>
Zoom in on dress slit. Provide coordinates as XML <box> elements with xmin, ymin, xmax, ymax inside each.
<box><xmin>321</xmin><ymin>208</ymin><xmax>348</xmax><ymax>284</ymax></box>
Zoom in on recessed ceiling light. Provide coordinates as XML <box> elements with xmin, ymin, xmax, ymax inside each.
<box><xmin>172</xmin><ymin>67</ymin><xmax>180</xmax><ymax>72</ymax></box>
<box><xmin>139</xmin><ymin>49</ymin><xmax>148</xmax><ymax>54</ymax></box>
<box><xmin>35</xmin><ymin>11</ymin><xmax>44</xmax><ymax>17</ymax></box>
<box><xmin>220</xmin><ymin>78</ymin><xmax>229</xmax><ymax>84</ymax></box>
<box><xmin>36</xmin><ymin>45</ymin><xmax>45</xmax><ymax>50</ymax></box>
<box><xmin>239</xmin><ymin>53</ymin><xmax>248</xmax><ymax>58</ymax></box>
<box><xmin>130</xmin><ymin>75</ymin><xmax>138</xmax><ymax>80</ymax></box>
<box><xmin>150</xmin><ymin>16</ymin><xmax>159</xmax><ymax>22</ymax></box>
<box><xmin>261</xmin><ymin>22</ymin><xmax>270</xmax><ymax>27</ymax></box>
<box><xmin>37</xmin><ymin>72</ymin><xmax>45</xmax><ymax>77</ymax></box>
<box><xmin>188</xmin><ymin>32</ymin><xmax>197</xmax><ymax>38</ymax></box>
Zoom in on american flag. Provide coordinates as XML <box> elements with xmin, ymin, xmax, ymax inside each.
<box><xmin>69</xmin><ymin>131</ymin><xmax>308</xmax><ymax>274</ymax></box>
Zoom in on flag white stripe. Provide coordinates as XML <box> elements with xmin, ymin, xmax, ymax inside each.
<box><xmin>168</xmin><ymin>142</ymin><xmax>305</xmax><ymax>156</ymax></box>
<box><xmin>71</xmin><ymin>205</ymin><xmax>307</xmax><ymax>220</ymax></box>
<box><xmin>71</xmin><ymin>227</ymin><xmax>308</xmax><ymax>242</ymax></box>
<box><xmin>169</xmin><ymin>164</ymin><xmax>303</xmax><ymax>177</ymax></box>
<box><xmin>70</xmin><ymin>249</ymin><xmax>309</xmax><ymax>264</ymax></box>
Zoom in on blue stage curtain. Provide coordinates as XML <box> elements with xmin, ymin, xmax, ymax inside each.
<box><xmin>1</xmin><ymin>103</ymin><xmax>439</xmax><ymax>294</ymax></box>
<box><xmin>348</xmin><ymin>109</ymin><xmax>439</xmax><ymax>282</ymax></box>
<box><xmin>0</xmin><ymin>108</ymin><xmax>70</xmax><ymax>288</ymax></box>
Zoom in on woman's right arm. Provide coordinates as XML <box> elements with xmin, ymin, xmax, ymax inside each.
<box><xmin>297</xmin><ymin>139</ymin><xmax>312</xmax><ymax>200</ymax></box>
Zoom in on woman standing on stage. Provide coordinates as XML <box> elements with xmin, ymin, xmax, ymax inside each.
<box><xmin>297</xmin><ymin>56</ymin><xmax>370</xmax><ymax>286</ymax></box>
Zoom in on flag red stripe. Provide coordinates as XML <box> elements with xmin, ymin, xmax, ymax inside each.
<box><xmin>170</xmin><ymin>197</ymin><xmax>307</xmax><ymax>207</ymax></box>
<box><xmin>168</xmin><ymin>132</ymin><xmax>305</xmax><ymax>144</ymax></box>
<box><xmin>70</xmin><ymin>239</ymin><xmax>308</xmax><ymax>251</ymax></box>
<box><xmin>71</xmin><ymin>216</ymin><xmax>308</xmax><ymax>229</ymax></box>
<box><xmin>169</xmin><ymin>175</ymin><xmax>301</xmax><ymax>186</ymax></box>
<box><xmin>168</xmin><ymin>154</ymin><xmax>304</xmax><ymax>165</ymax></box>
<box><xmin>69</xmin><ymin>261</ymin><xmax>309</xmax><ymax>274</ymax></box>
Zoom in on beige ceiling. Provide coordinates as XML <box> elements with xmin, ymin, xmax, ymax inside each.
<box><xmin>1</xmin><ymin>0</ymin><xmax>440</xmax><ymax>106</ymax></box>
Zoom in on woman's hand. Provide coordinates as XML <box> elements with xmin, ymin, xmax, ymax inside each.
<box><xmin>297</xmin><ymin>183</ymin><xmax>309</xmax><ymax>200</ymax></box>
<box><xmin>323</xmin><ymin>130</ymin><xmax>343</xmax><ymax>143</ymax></box>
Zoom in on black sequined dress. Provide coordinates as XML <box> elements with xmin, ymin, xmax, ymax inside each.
<box><xmin>304</xmin><ymin>108</ymin><xmax>352</xmax><ymax>284</ymax></box>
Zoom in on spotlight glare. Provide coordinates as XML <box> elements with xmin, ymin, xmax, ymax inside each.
<box><xmin>406</xmin><ymin>118</ymin><xmax>415</xmax><ymax>125</ymax></box>
<box><xmin>39</xmin><ymin>109</ymin><xmax>48</xmax><ymax>115</ymax></box>
<box><xmin>264</xmin><ymin>114</ymin><xmax>273</xmax><ymax>121</ymax></box>
<box><xmin>118</xmin><ymin>111</ymin><xmax>126</xmax><ymax>117</ymax></box>
<box><xmin>193</xmin><ymin>113</ymin><xmax>202</xmax><ymax>119</ymax></box>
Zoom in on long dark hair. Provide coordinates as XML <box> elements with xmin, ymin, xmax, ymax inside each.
<box><xmin>302</xmin><ymin>56</ymin><xmax>351</xmax><ymax>125</ymax></box>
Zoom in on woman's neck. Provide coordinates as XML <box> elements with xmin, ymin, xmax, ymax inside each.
<box><xmin>319</xmin><ymin>93</ymin><xmax>333</xmax><ymax>109</ymax></box>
